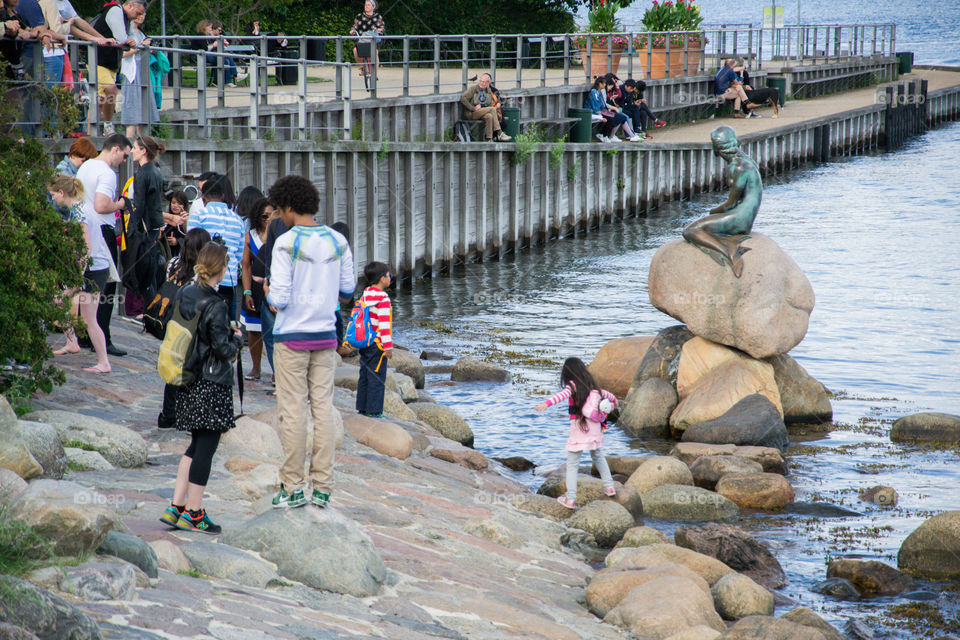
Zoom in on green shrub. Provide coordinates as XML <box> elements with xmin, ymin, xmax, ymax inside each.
<box><xmin>0</xmin><ymin>506</ymin><xmax>57</xmax><ymax>576</ymax></box>
<box><xmin>511</xmin><ymin>126</ymin><xmax>546</xmax><ymax>166</ymax></box>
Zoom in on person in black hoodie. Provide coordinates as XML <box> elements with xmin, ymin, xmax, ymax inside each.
<box><xmin>158</xmin><ymin>241</ymin><xmax>242</xmax><ymax>534</ymax></box>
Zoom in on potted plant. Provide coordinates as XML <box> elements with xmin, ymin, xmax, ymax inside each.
<box><xmin>636</xmin><ymin>0</ymin><xmax>706</xmax><ymax>78</ymax></box>
<box><xmin>573</xmin><ymin>0</ymin><xmax>632</xmax><ymax>77</ymax></box>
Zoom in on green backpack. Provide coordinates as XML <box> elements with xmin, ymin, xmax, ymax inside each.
<box><xmin>157</xmin><ymin>295</ymin><xmax>206</xmax><ymax>386</ymax></box>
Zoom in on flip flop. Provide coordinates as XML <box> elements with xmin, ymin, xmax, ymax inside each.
<box><xmin>82</xmin><ymin>366</ymin><xmax>110</xmax><ymax>374</ymax></box>
<box><xmin>53</xmin><ymin>347</ymin><xmax>81</xmax><ymax>356</ymax></box>
<box><xmin>244</xmin><ymin>373</ymin><xmax>261</xmax><ymax>381</ymax></box>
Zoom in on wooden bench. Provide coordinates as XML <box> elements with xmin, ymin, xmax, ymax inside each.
<box><xmin>791</xmin><ymin>67</ymin><xmax>881</xmax><ymax>99</ymax></box>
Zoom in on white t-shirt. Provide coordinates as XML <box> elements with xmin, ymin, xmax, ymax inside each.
<box><xmin>56</xmin><ymin>0</ymin><xmax>78</xmax><ymax>19</ymax></box>
<box><xmin>76</xmin><ymin>158</ymin><xmax>117</xmax><ymax>271</ymax></box>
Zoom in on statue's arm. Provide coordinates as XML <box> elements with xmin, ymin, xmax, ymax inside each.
<box><xmin>709</xmin><ymin>180</ymin><xmax>742</xmax><ymax>213</ymax></box>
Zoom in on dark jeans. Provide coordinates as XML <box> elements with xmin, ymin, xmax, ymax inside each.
<box><xmin>623</xmin><ymin>103</ymin><xmax>658</xmax><ymax>132</ymax></box>
<box><xmin>184</xmin><ymin>429</ymin><xmax>222</xmax><ymax>486</ymax></box>
<box><xmin>206</xmin><ymin>55</ymin><xmax>237</xmax><ymax>84</ymax></box>
<box><xmin>356</xmin><ymin>344</ymin><xmax>387</xmax><ymax>416</ymax></box>
<box><xmin>218</xmin><ymin>284</ymin><xmax>236</xmax><ymax>322</ymax></box>
<box><xmin>601</xmin><ymin>112</ymin><xmax>627</xmax><ymax>137</ymax></box>
<box><xmin>159</xmin><ymin>384</ymin><xmax>177</xmax><ymax>428</ymax></box>
<box><xmin>96</xmin><ymin>224</ymin><xmax>118</xmax><ymax>345</ymax></box>
<box><xmin>260</xmin><ymin>302</ymin><xmax>276</xmax><ymax>371</ymax></box>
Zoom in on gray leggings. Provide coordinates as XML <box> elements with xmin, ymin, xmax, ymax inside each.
<box><xmin>566</xmin><ymin>448</ymin><xmax>614</xmax><ymax>502</ymax></box>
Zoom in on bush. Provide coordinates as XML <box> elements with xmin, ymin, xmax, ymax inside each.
<box><xmin>0</xmin><ymin>73</ymin><xmax>87</xmax><ymax>410</ymax></box>
<box><xmin>0</xmin><ymin>505</ymin><xmax>57</xmax><ymax>576</ymax></box>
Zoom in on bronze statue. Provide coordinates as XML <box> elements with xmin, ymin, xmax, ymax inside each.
<box><xmin>682</xmin><ymin>126</ymin><xmax>762</xmax><ymax>278</ymax></box>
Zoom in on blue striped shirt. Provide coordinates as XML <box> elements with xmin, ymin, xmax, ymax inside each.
<box><xmin>186</xmin><ymin>201</ymin><xmax>245</xmax><ymax>287</ymax></box>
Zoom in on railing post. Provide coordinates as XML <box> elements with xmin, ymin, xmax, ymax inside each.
<box><xmin>606</xmin><ymin>32</ymin><xmax>612</xmax><ymax>75</ymax></box>
<box><xmin>563</xmin><ymin>35</ymin><xmax>569</xmax><ymax>85</ymax></box>
<box><xmin>140</xmin><ymin>47</ymin><xmax>153</xmax><ymax>134</ymax></box>
<box><xmin>627</xmin><ymin>31</ymin><xmax>634</xmax><ymax>79</ymax></box>
<box><xmin>489</xmin><ymin>35</ymin><xmax>497</xmax><ymax>84</ymax></box>
<box><xmin>260</xmin><ymin>37</ymin><xmax>270</xmax><ymax>104</ymax></box>
<box><xmin>462</xmin><ymin>36</ymin><xmax>469</xmax><ymax>90</ymax></box>
<box><xmin>586</xmin><ymin>35</ymin><xmax>592</xmax><ymax>81</ymax></box>
<box><xmin>216</xmin><ymin>37</ymin><xmax>225</xmax><ymax>107</ymax></box>
<box><xmin>683</xmin><ymin>30</ymin><xmax>690</xmax><ymax>75</ymax></box>
<box><xmin>540</xmin><ymin>34</ymin><xmax>547</xmax><ymax>87</ymax></box>
<box><xmin>371</xmin><ymin>38</ymin><xmax>378</xmax><ymax>98</ymax></box>
<box><xmin>402</xmin><ymin>36</ymin><xmax>410</xmax><ymax>96</ymax></box>
<box><xmin>197</xmin><ymin>53</ymin><xmax>207</xmax><ymax>137</ymax></box>
<box><xmin>890</xmin><ymin>24</ymin><xmax>896</xmax><ymax>58</ymax></box>
<box><xmin>249</xmin><ymin>55</ymin><xmax>259</xmax><ymax>140</ymax></box>
<box><xmin>516</xmin><ymin>35</ymin><xmax>523</xmax><ymax>89</ymax></box>
<box><xmin>343</xmin><ymin>65</ymin><xmax>352</xmax><ymax>140</ymax></box>
<box><xmin>665</xmin><ymin>32</ymin><xmax>671</xmax><ymax>78</ymax></box>
<box><xmin>434</xmin><ymin>37</ymin><xmax>441</xmax><ymax>94</ymax></box>
<box><xmin>298</xmin><ymin>54</ymin><xmax>307</xmax><ymax>139</ymax></box>
<box><xmin>88</xmin><ymin>43</ymin><xmax>99</xmax><ymax>132</ymax></box>
<box><xmin>172</xmin><ymin>37</ymin><xmax>181</xmax><ymax>110</ymax></box>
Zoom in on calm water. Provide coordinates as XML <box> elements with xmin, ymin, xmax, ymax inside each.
<box><xmin>392</xmin><ymin>122</ymin><xmax>960</xmax><ymax>633</ymax></box>
<box><xmin>612</xmin><ymin>0</ymin><xmax>960</xmax><ymax>66</ymax></box>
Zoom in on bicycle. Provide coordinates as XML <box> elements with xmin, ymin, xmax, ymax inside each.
<box><xmin>354</xmin><ymin>30</ymin><xmax>379</xmax><ymax>91</ymax></box>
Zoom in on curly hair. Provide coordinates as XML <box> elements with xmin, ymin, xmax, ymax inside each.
<box><xmin>268</xmin><ymin>175</ymin><xmax>319</xmax><ymax>216</ymax></box>
<box><xmin>711</xmin><ymin>125</ymin><xmax>740</xmax><ymax>156</ymax></box>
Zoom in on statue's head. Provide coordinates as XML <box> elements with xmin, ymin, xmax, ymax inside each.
<box><xmin>711</xmin><ymin>125</ymin><xmax>739</xmax><ymax>159</ymax></box>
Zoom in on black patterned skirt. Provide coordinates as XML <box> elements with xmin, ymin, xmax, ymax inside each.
<box><xmin>175</xmin><ymin>378</ymin><xmax>235</xmax><ymax>433</ymax></box>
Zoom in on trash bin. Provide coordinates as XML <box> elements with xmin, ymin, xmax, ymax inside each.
<box><xmin>567</xmin><ymin>107</ymin><xmax>593</xmax><ymax>143</ymax></box>
<box><xmin>766</xmin><ymin>76</ymin><xmax>787</xmax><ymax>106</ymax></box>
<box><xmin>306</xmin><ymin>39</ymin><xmax>326</xmax><ymax>62</ymax></box>
<box><xmin>896</xmin><ymin>51</ymin><xmax>913</xmax><ymax>75</ymax></box>
<box><xmin>501</xmin><ymin>107</ymin><xmax>521</xmax><ymax>138</ymax></box>
<box><xmin>276</xmin><ymin>48</ymin><xmax>298</xmax><ymax>86</ymax></box>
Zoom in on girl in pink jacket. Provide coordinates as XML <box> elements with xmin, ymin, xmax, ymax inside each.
<box><xmin>537</xmin><ymin>357</ymin><xmax>619</xmax><ymax>509</ymax></box>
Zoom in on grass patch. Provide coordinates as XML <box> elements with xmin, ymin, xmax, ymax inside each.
<box><xmin>0</xmin><ymin>506</ymin><xmax>58</xmax><ymax>576</ymax></box>
<box><xmin>62</xmin><ymin>440</ymin><xmax>97</xmax><ymax>452</ymax></box>
<box><xmin>177</xmin><ymin>569</ymin><xmax>205</xmax><ymax>579</ymax></box>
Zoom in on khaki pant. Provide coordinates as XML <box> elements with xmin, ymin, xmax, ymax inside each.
<box><xmin>275</xmin><ymin>343</ymin><xmax>338</xmax><ymax>493</ymax></box>
<box><xmin>464</xmin><ymin>106</ymin><xmax>499</xmax><ymax>140</ymax></box>
<box><xmin>721</xmin><ymin>85</ymin><xmax>749</xmax><ymax>110</ymax></box>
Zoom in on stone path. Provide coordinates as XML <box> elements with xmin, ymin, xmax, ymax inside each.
<box><xmin>37</xmin><ymin>319</ymin><xmax>627</xmax><ymax>640</ymax></box>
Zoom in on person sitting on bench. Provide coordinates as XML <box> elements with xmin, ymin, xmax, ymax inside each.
<box><xmin>460</xmin><ymin>73</ymin><xmax>512</xmax><ymax>142</ymax></box>
<box><xmin>734</xmin><ymin>58</ymin><xmax>780</xmax><ymax>118</ymax></box>
<box><xmin>617</xmin><ymin>79</ymin><xmax>666</xmax><ymax>139</ymax></box>
<box><xmin>714</xmin><ymin>58</ymin><xmax>756</xmax><ymax>118</ymax></box>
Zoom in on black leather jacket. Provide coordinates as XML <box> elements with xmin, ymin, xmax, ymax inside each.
<box><xmin>178</xmin><ymin>282</ymin><xmax>241</xmax><ymax>387</ymax></box>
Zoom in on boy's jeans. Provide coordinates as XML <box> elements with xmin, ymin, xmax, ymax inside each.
<box><xmin>566</xmin><ymin>448</ymin><xmax>614</xmax><ymax>502</ymax></box>
<box><xmin>356</xmin><ymin>344</ymin><xmax>387</xmax><ymax>415</ymax></box>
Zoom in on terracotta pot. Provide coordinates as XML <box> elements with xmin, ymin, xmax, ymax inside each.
<box><xmin>640</xmin><ymin>46</ymin><xmax>704</xmax><ymax>78</ymax></box>
<box><xmin>579</xmin><ymin>45</ymin><xmax>625</xmax><ymax>78</ymax></box>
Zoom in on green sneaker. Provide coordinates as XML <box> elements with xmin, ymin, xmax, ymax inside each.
<box><xmin>311</xmin><ymin>489</ymin><xmax>330</xmax><ymax>508</ymax></box>
<box><xmin>175</xmin><ymin>509</ymin><xmax>221</xmax><ymax>535</ymax></box>
<box><xmin>271</xmin><ymin>484</ymin><xmax>291</xmax><ymax>508</ymax></box>
<box><xmin>159</xmin><ymin>504</ymin><xmax>183</xmax><ymax>527</ymax></box>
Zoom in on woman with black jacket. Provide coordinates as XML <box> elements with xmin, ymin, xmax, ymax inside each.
<box><xmin>159</xmin><ymin>241</ymin><xmax>242</xmax><ymax>534</ymax></box>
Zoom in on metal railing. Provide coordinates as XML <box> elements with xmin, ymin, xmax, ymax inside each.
<box><xmin>765</xmin><ymin>24</ymin><xmax>896</xmax><ymax>64</ymax></box>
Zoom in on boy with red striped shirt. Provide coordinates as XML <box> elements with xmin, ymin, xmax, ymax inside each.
<box><xmin>356</xmin><ymin>261</ymin><xmax>393</xmax><ymax>418</ymax></box>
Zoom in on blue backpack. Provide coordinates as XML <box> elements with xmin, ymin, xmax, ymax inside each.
<box><xmin>344</xmin><ymin>301</ymin><xmax>378</xmax><ymax>349</ymax></box>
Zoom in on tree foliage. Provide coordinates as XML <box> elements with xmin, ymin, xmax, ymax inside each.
<box><xmin>0</xmin><ymin>72</ymin><xmax>86</xmax><ymax>409</ymax></box>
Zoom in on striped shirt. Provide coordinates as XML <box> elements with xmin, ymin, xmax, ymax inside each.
<box><xmin>186</xmin><ymin>201</ymin><xmax>245</xmax><ymax>287</ymax></box>
<box><xmin>359</xmin><ymin>286</ymin><xmax>392</xmax><ymax>350</ymax></box>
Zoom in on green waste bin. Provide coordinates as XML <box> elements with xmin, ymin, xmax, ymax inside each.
<box><xmin>766</xmin><ymin>76</ymin><xmax>787</xmax><ymax>106</ymax></box>
<box><xmin>568</xmin><ymin>107</ymin><xmax>593</xmax><ymax>143</ymax></box>
<box><xmin>896</xmin><ymin>51</ymin><xmax>913</xmax><ymax>75</ymax></box>
<box><xmin>501</xmin><ymin>107</ymin><xmax>521</xmax><ymax>138</ymax></box>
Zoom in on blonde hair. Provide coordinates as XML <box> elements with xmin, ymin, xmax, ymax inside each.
<box><xmin>194</xmin><ymin>242</ymin><xmax>229</xmax><ymax>281</ymax></box>
<box><xmin>50</xmin><ymin>174</ymin><xmax>85</xmax><ymax>200</ymax></box>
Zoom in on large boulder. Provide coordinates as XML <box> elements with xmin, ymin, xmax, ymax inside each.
<box><xmin>890</xmin><ymin>412</ymin><xmax>960</xmax><ymax>443</ymax></box>
<box><xmin>642</xmin><ymin>485</ymin><xmax>739</xmax><ymax>522</ymax></box>
<box><xmin>511</xmin><ymin>494</ymin><xmax>576</xmax><ymax>522</ymax></box>
<box><xmin>96</xmin><ymin>531</ymin><xmax>158</xmax><ymax>578</ymax></box>
<box><xmin>58</xmin><ymin>560</ymin><xmax>137</xmax><ymax>601</ymax></box>
<box><xmin>180</xmin><ymin>540</ymin><xmax>280</xmax><ymax>588</ymax></box>
<box><xmin>625</xmin><ymin>455</ymin><xmax>694</xmax><ymax>497</ymax></box>
<box><xmin>221</xmin><ymin>507</ymin><xmax>386</xmax><ymax>597</ymax></box>
<box><xmin>148</xmin><ymin>540</ymin><xmax>190</xmax><ymax>574</ymax></box>
<box><xmin>587</xmin><ymin>565</ymin><xmax>710</xmax><ymax>618</ymax></box>
<box><xmin>681</xmin><ymin>395</ymin><xmax>790</xmax><ymax>451</ymax></box>
<box><xmin>670</xmin><ymin>443</ymin><xmax>787</xmax><ymax>475</ymax></box>
<box><xmin>860</xmin><ymin>485</ymin><xmax>898</xmax><ymax>507</ymax></box>
<box><xmin>779</xmin><ymin>608</ymin><xmax>845</xmax><ymax>640</ymax></box>
<box><xmin>343</xmin><ymin>414</ymin><xmax>413</xmax><ymax>460</ymax></box>
<box><xmin>63</xmin><ymin>449</ymin><xmax>113</xmax><ymax>472</ymax></box>
<box><xmin>715</xmin><ymin>473</ymin><xmax>794</xmax><ymax>510</ymax></box>
<box><xmin>676</xmin><ymin>338</ymin><xmax>782</xmax><ymax>414</ymax></box>
<box><xmin>383</xmin><ymin>390</ymin><xmax>417</xmax><ymax>421</ymax></box>
<box><xmin>689</xmin><ymin>455</ymin><xmax>764</xmax><ymax>490</ymax></box>
<box><xmin>648</xmin><ymin>233</ymin><xmax>815</xmax><ymax>359</ymax></box>
<box><xmin>220</xmin><ymin>416</ymin><xmax>282</xmax><ymax>459</ymax></box>
<box><xmin>18</xmin><ymin>421</ymin><xmax>66</xmax><ymax>480</ymax></box>
<box><xmin>0</xmin><ymin>468</ymin><xmax>27</xmax><ymax>504</ymax></box>
<box><xmin>602</xmin><ymin>456</ymin><xmax>647</xmax><ymax>477</ymax></box>
<box><xmin>538</xmin><ymin>472</ymin><xmax>630</xmax><ymax>510</ymax></box>
<box><xmin>631</xmin><ymin>325</ymin><xmax>695</xmax><ymax>391</ymax></box>
<box><xmin>408</xmin><ymin>403</ymin><xmax>474</xmax><ymax>447</ymax></box>
<box><xmin>898</xmin><ymin>511</ymin><xmax>960</xmax><ymax>579</ymax></box>
<box><xmin>604</xmin><ymin>576</ymin><xmax>726</xmax><ymax>639</ymax></box>
<box><xmin>388</xmin><ymin>349</ymin><xmax>426</xmax><ymax>388</ymax></box>
<box><xmin>666</xmin><ymin>627</ymin><xmax>723</xmax><ymax>640</ymax></box>
<box><xmin>720</xmin><ymin>615</ymin><xmax>827</xmax><ymax>640</ymax></box>
<box><xmin>430</xmin><ymin>447</ymin><xmax>489</xmax><ymax>470</ymax></box>
<box><xmin>711</xmin><ymin>573</ymin><xmax>774</xmax><ymax>620</ymax></box>
<box><xmin>764</xmin><ymin>354</ymin><xmax>832</xmax><ymax>424</ymax></box>
<box><xmin>450</xmin><ymin>357</ymin><xmax>510</xmax><ymax>383</ymax></box>
<box><xmin>826</xmin><ymin>559</ymin><xmax>913</xmax><ymax>595</ymax></box>
<box><xmin>0</xmin><ymin>575</ymin><xmax>104</xmax><ymax>640</ymax></box>
<box><xmin>606</xmin><ymin>543</ymin><xmax>735</xmax><ymax>586</ymax></box>
<box><xmin>614</xmin><ymin>525</ymin><xmax>670</xmax><ymax>549</ymax></box>
<box><xmin>618</xmin><ymin>378</ymin><xmax>678</xmax><ymax>439</ymax></box>
<box><xmin>6</xmin><ymin>479</ymin><xmax>120</xmax><ymax>556</ymax></box>
<box><xmin>24</xmin><ymin>410</ymin><xmax>147</xmax><ymax>468</ymax></box>
<box><xmin>0</xmin><ymin>398</ymin><xmax>42</xmax><ymax>480</ymax></box>
<box><xmin>564</xmin><ymin>501</ymin><xmax>634</xmax><ymax>548</ymax></box>
<box><xmin>588</xmin><ymin>336</ymin><xmax>654</xmax><ymax>398</ymax></box>
<box><xmin>675</xmin><ymin>523</ymin><xmax>787</xmax><ymax>589</ymax></box>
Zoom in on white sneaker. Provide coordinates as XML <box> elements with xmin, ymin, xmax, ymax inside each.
<box><xmin>628</xmin><ymin>135</ymin><xmax>642</xmax><ymax>142</ymax></box>
<box><xmin>235</xmin><ymin>72</ymin><xmax>248</xmax><ymax>82</ymax></box>
<box><xmin>226</xmin><ymin>82</ymin><xmax>238</xmax><ymax>88</ymax></box>
<box><xmin>595</xmin><ymin>133</ymin><xmax>606</xmax><ymax>142</ymax></box>
<box><xmin>610</xmin><ymin>136</ymin><xmax>624</xmax><ymax>143</ymax></box>
<box><xmin>102</xmin><ymin>122</ymin><xmax>114</xmax><ymax>135</ymax></box>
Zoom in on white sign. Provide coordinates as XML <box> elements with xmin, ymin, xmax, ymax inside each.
<box><xmin>762</xmin><ymin>6</ymin><xmax>785</xmax><ymax>28</ymax></box>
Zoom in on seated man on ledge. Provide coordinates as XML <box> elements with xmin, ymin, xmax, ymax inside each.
<box><xmin>460</xmin><ymin>73</ymin><xmax>512</xmax><ymax>142</ymax></box>
<box><xmin>714</xmin><ymin>59</ymin><xmax>757</xmax><ymax>118</ymax></box>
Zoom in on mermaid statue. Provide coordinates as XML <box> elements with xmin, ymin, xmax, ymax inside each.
<box><xmin>682</xmin><ymin>125</ymin><xmax>762</xmax><ymax>278</ymax></box>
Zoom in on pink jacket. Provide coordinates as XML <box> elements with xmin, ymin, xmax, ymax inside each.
<box><xmin>543</xmin><ymin>383</ymin><xmax>618</xmax><ymax>452</ymax></box>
